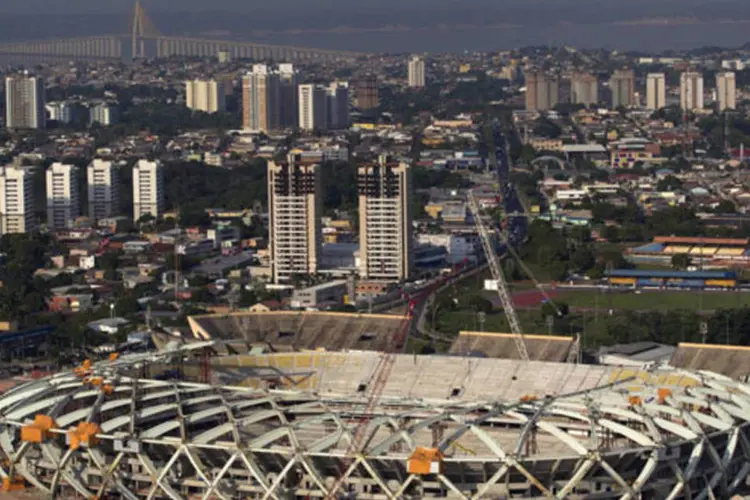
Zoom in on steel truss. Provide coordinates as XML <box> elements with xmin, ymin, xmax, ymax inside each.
<box><xmin>1</xmin><ymin>351</ymin><xmax>750</xmax><ymax>498</ymax></box>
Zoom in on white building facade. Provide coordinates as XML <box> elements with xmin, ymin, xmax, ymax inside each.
<box><xmin>5</xmin><ymin>74</ymin><xmax>46</xmax><ymax>129</ymax></box>
<box><xmin>87</xmin><ymin>159</ymin><xmax>119</xmax><ymax>220</ymax></box>
<box><xmin>0</xmin><ymin>166</ymin><xmax>35</xmax><ymax>235</ymax></box>
<box><xmin>132</xmin><ymin>160</ymin><xmax>164</xmax><ymax>221</ymax></box>
<box><xmin>185</xmin><ymin>79</ymin><xmax>226</xmax><ymax>113</ymax></box>
<box><xmin>646</xmin><ymin>73</ymin><xmax>666</xmax><ymax>110</ymax></box>
<box><xmin>46</xmin><ymin>163</ymin><xmax>79</xmax><ymax>230</ymax></box>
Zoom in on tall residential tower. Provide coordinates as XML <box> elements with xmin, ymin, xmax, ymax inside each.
<box><xmin>0</xmin><ymin>165</ymin><xmax>35</xmax><ymax>234</ymax></box>
<box><xmin>5</xmin><ymin>73</ymin><xmax>46</xmax><ymax>129</ymax></box>
<box><xmin>298</xmin><ymin>84</ymin><xmax>328</xmax><ymax>131</ymax></box>
<box><xmin>680</xmin><ymin>72</ymin><xmax>704</xmax><ymax>111</ymax></box>
<box><xmin>609</xmin><ymin>69</ymin><xmax>635</xmax><ymax>109</ymax></box>
<box><xmin>357</xmin><ymin>156</ymin><xmax>413</xmax><ymax>282</ymax></box>
<box><xmin>267</xmin><ymin>154</ymin><xmax>322</xmax><ymax>283</ymax></box>
<box><xmin>46</xmin><ymin>163</ymin><xmax>79</xmax><ymax>229</ymax></box>
<box><xmin>646</xmin><ymin>73</ymin><xmax>666</xmax><ymax>110</ymax></box>
<box><xmin>408</xmin><ymin>56</ymin><xmax>426</xmax><ymax>88</ymax></box>
<box><xmin>185</xmin><ymin>79</ymin><xmax>226</xmax><ymax>113</ymax></box>
<box><xmin>87</xmin><ymin>159</ymin><xmax>119</xmax><ymax>220</ymax></box>
<box><xmin>716</xmin><ymin>72</ymin><xmax>736</xmax><ymax>111</ymax></box>
<box><xmin>132</xmin><ymin>160</ymin><xmax>164</xmax><ymax>221</ymax></box>
<box><xmin>571</xmin><ymin>73</ymin><xmax>598</xmax><ymax>107</ymax></box>
<box><xmin>241</xmin><ymin>64</ymin><xmax>280</xmax><ymax>132</ymax></box>
<box><xmin>278</xmin><ymin>63</ymin><xmax>300</xmax><ymax>128</ymax></box>
<box><xmin>525</xmin><ymin>71</ymin><xmax>559</xmax><ymax>111</ymax></box>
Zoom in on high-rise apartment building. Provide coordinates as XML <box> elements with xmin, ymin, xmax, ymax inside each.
<box><xmin>185</xmin><ymin>79</ymin><xmax>226</xmax><ymax>113</ymax></box>
<box><xmin>267</xmin><ymin>154</ymin><xmax>321</xmax><ymax>284</ymax></box>
<box><xmin>609</xmin><ymin>69</ymin><xmax>635</xmax><ymax>109</ymax></box>
<box><xmin>408</xmin><ymin>56</ymin><xmax>425</xmax><ymax>88</ymax></box>
<box><xmin>326</xmin><ymin>82</ymin><xmax>350</xmax><ymax>129</ymax></box>
<box><xmin>646</xmin><ymin>73</ymin><xmax>667</xmax><ymax>110</ymax></box>
<box><xmin>716</xmin><ymin>71</ymin><xmax>736</xmax><ymax>111</ymax></box>
<box><xmin>680</xmin><ymin>72</ymin><xmax>704</xmax><ymax>111</ymax></box>
<box><xmin>132</xmin><ymin>160</ymin><xmax>164</xmax><ymax>222</ymax></box>
<box><xmin>89</xmin><ymin>102</ymin><xmax>119</xmax><ymax>126</ymax></box>
<box><xmin>241</xmin><ymin>64</ymin><xmax>280</xmax><ymax>132</ymax></box>
<box><xmin>525</xmin><ymin>71</ymin><xmax>559</xmax><ymax>111</ymax></box>
<box><xmin>571</xmin><ymin>73</ymin><xmax>599</xmax><ymax>107</ymax></box>
<box><xmin>354</xmin><ymin>76</ymin><xmax>379</xmax><ymax>110</ymax></box>
<box><xmin>46</xmin><ymin>102</ymin><xmax>73</xmax><ymax>124</ymax></box>
<box><xmin>45</xmin><ymin>163</ymin><xmax>79</xmax><ymax>230</ymax></box>
<box><xmin>0</xmin><ymin>165</ymin><xmax>35</xmax><ymax>235</ymax></box>
<box><xmin>357</xmin><ymin>156</ymin><xmax>413</xmax><ymax>282</ymax></box>
<box><xmin>5</xmin><ymin>73</ymin><xmax>46</xmax><ymax>129</ymax></box>
<box><xmin>87</xmin><ymin>159</ymin><xmax>119</xmax><ymax>220</ymax></box>
<box><xmin>298</xmin><ymin>84</ymin><xmax>328</xmax><ymax>131</ymax></box>
<box><xmin>279</xmin><ymin>63</ymin><xmax>300</xmax><ymax>128</ymax></box>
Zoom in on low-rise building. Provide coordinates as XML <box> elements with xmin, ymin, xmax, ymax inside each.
<box><xmin>291</xmin><ymin>280</ymin><xmax>349</xmax><ymax>309</ymax></box>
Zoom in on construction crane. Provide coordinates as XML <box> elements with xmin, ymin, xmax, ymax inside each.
<box><xmin>324</xmin><ymin>300</ymin><xmax>414</xmax><ymax>499</ymax></box>
<box><xmin>467</xmin><ymin>190</ymin><xmax>528</xmax><ymax>361</ymax></box>
<box><xmin>326</xmin><ymin>278</ymin><xmax>451</xmax><ymax>499</ymax></box>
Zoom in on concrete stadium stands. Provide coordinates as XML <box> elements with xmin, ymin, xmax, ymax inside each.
<box><xmin>663</xmin><ymin>245</ymin><xmax>692</xmax><ymax>254</ymax></box>
<box><xmin>212</xmin><ymin>351</ymin><xmax>702</xmax><ymax>402</ymax></box>
<box><xmin>448</xmin><ymin>331</ymin><xmax>574</xmax><ymax>361</ymax></box>
<box><xmin>670</xmin><ymin>342</ymin><xmax>750</xmax><ymax>379</ymax></box>
<box><xmin>188</xmin><ymin>311</ymin><xmax>405</xmax><ymax>351</ymax></box>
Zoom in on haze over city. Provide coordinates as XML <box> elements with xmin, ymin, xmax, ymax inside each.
<box><xmin>3</xmin><ymin>0</ymin><xmax>750</xmax><ymax>52</ymax></box>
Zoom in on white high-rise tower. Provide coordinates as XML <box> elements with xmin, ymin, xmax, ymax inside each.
<box><xmin>46</xmin><ymin>163</ymin><xmax>79</xmax><ymax>229</ymax></box>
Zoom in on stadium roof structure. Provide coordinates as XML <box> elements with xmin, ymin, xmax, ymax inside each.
<box><xmin>188</xmin><ymin>311</ymin><xmax>405</xmax><ymax>351</ymax></box>
<box><xmin>448</xmin><ymin>331</ymin><xmax>574</xmax><ymax>361</ymax></box>
<box><xmin>3</xmin><ymin>348</ymin><xmax>750</xmax><ymax>498</ymax></box>
<box><xmin>670</xmin><ymin>342</ymin><xmax>750</xmax><ymax>379</ymax></box>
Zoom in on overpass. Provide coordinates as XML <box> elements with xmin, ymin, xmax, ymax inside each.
<box><xmin>0</xmin><ymin>1</ymin><xmax>364</xmax><ymax>65</ymax></box>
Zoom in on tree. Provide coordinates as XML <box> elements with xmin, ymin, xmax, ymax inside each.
<box><xmin>714</xmin><ymin>199</ymin><xmax>736</xmax><ymax>214</ymax></box>
<box><xmin>238</xmin><ymin>288</ymin><xmax>257</xmax><ymax>308</ymax></box>
<box><xmin>467</xmin><ymin>295</ymin><xmax>493</xmax><ymax>314</ymax></box>
<box><xmin>656</xmin><ymin>174</ymin><xmax>683</xmax><ymax>192</ymax></box>
<box><xmin>671</xmin><ymin>253</ymin><xmax>692</xmax><ymax>270</ymax></box>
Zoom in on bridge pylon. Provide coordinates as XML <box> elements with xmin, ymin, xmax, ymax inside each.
<box><xmin>130</xmin><ymin>0</ymin><xmax>161</xmax><ymax>58</ymax></box>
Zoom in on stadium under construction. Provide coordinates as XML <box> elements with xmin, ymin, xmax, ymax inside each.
<box><xmin>2</xmin><ymin>311</ymin><xmax>750</xmax><ymax>498</ymax></box>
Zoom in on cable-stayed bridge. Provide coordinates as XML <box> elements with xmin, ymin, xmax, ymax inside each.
<box><xmin>0</xmin><ymin>1</ymin><xmax>363</xmax><ymax>65</ymax></box>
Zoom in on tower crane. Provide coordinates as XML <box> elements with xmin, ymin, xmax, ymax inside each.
<box><xmin>466</xmin><ymin>190</ymin><xmax>528</xmax><ymax>361</ymax></box>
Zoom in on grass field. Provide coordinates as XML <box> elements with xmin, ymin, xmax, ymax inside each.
<box><xmin>556</xmin><ymin>289</ymin><xmax>750</xmax><ymax>311</ymax></box>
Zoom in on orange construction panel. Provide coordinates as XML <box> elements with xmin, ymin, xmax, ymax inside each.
<box><xmin>658</xmin><ymin>388</ymin><xmax>672</xmax><ymax>404</ymax></box>
<box><xmin>1</xmin><ymin>477</ymin><xmax>25</xmax><ymax>492</ymax></box>
<box><xmin>68</xmin><ymin>422</ymin><xmax>101</xmax><ymax>450</ymax></box>
<box><xmin>407</xmin><ymin>447</ymin><xmax>444</xmax><ymax>475</ymax></box>
<box><xmin>21</xmin><ymin>414</ymin><xmax>57</xmax><ymax>442</ymax></box>
<box><xmin>20</xmin><ymin>426</ymin><xmax>44</xmax><ymax>443</ymax></box>
<box><xmin>33</xmin><ymin>414</ymin><xmax>55</xmax><ymax>432</ymax></box>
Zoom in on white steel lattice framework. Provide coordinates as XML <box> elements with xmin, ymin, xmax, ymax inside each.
<box><xmin>2</xmin><ymin>352</ymin><xmax>750</xmax><ymax>498</ymax></box>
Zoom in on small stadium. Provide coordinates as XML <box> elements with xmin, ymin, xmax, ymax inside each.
<box><xmin>628</xmin><ymin>236</ymin><xmax>750</xmax><ymax>267</ymax></box>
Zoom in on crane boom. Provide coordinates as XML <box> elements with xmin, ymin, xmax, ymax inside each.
<box><xmin>467</xmin><ymin>190</ymin><xmax>529</xmax><ymax>362</ymax></box>
<box><xmin>325</xmin><ymin>300</ymin><xmax>415</xmax><ymax>499</ymax></box>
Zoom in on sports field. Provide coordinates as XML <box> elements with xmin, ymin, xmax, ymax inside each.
<box><xmin>555</xmin><ymin>289</ymin><xmax>750</xmax><ymax>311</ymax></box>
